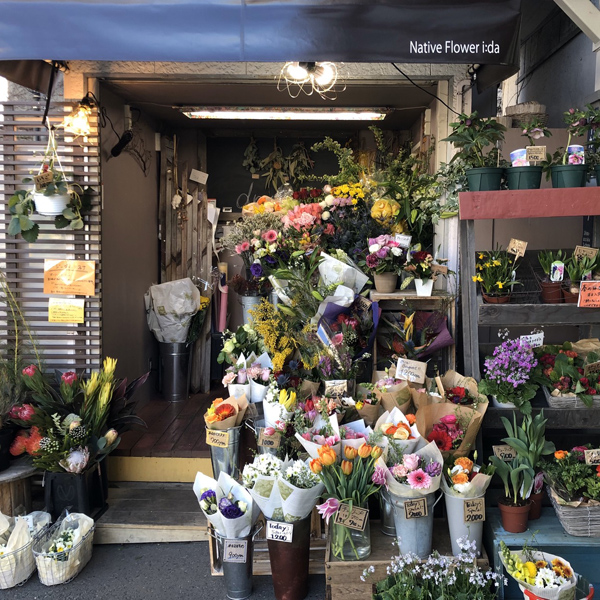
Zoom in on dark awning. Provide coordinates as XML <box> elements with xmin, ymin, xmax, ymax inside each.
<box><xmin>0</xmin><ymin>0</ymin><xmax>521</xmax><ymax>90</ymax></box>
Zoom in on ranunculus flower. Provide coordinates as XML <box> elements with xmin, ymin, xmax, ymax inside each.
<box><xmin>317</xmin><ymin>497</ymin><xmax>340</xmax><ymax>524</ymax></box>
<box><xmin>61</xmin><ymin>371</ymin><xmax>77</xmax><ymax>386</ymax></box>
<box><xmin>440</xmin><ymin>414</ymin><xmax>457</xmax><ymax>425</ymax></box>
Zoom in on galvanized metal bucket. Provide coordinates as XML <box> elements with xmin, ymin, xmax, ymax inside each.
<box><xmin>209</xmin><ymin>425</ymin><xmax>242</xmax><ymax>480</ymax></box>
<box><xmin>158</xmin><ymin>342</ymin><xmax>191</xmax><ymax>402</ymax></box>
<box><xmin>444</xmin><ymin>491</ymin><xmax>484</xmax><ymax>556</ymax></box>
<box><xmin>379</xmin><ymin>487</ymin><xmax>396</xmax><ymax>536</ymax></box>
<box><xmin>240</xmin><ymin>295</ymin><xmax>264</xmax><ymax>325</ymax></box>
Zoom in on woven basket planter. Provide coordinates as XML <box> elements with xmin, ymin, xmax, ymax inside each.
<box><xmin>542</xmin><ymin>386</ymin><xmax>600</xmax><ymax>409</ymax></box>
<box><xmin>548</xmin><ymin>486</ymin><xmax>600</xmax><ymax>537</ymax></box>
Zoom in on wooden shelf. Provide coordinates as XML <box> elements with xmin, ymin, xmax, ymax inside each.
<box><xmin>477</xmin><ymin>300</ymin><xmax>600</xmax><ymax>326</ymax></box>
<box><xmin>483</xmin><ymin>407</ymin><xmax>600</xmax><ymax>429</ymax></box>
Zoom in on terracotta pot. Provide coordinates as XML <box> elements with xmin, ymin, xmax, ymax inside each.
<box><xmin>498</xmin><ymin>499</ymin><xmax>531</xmax><ymax>533</ymax></box>
<box><xmin>562</xmin><ymin>287</ymin><xmax>579</xmax><ymax>304</ymax></box>
<box><xmin>528</xmin><ymin>490</ymin><xmax>544</xmax><ymax>521</ymax></box>
<box><xmin>540</xmin><ymin>281</ymin><xmax>563</xmax><ymax>304</ymax></box>
<box><xmin>482</xmin><ymin>292</ymin><xmax>511</xmax><ymax>304</ymax></box>
<box><xmin>373</xmin><ymin>272</ymin><xmax>398</xmax><ymax>293</ymax></box>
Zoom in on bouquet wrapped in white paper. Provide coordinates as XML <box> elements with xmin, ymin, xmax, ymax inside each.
<box><xmin>194</xmin><ymin>471</ymin><xmax>260</xmax><ymax>539</ymax></box>
<box><xmin>318</xmin><ymin>252</ymin><xmax>369</xmax><ymax>294</ymax></box>
<box><xmin>295</xmin><ymin>414</ymin><xmax>341</xmax><ymax>459</ymax></box>
<box><xmin>263</xmin><ymin>382</ymin><xmax>295</xmax><ymax>428</ymax></box>
<box><xmin>375</xmin><ymin>407</ymin><xmax>423</xmax><ymax>460</ymax></box>
<box><xmin>441</xmin><ymin>456</ymin><xmax>494</xmax><ymax>498</ymax></box>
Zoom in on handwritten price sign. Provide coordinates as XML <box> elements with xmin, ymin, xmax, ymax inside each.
<box><xmin>507</xmin><ymin>238</ymin><xmax>528</xmax><ymax>259</ymax></box>
<box><xmin>404</xmin><ymin>498</ymin><xmax>428</xmax><ymax>520</ymax></box>
<box><xmin>223</xmin><ymin>539</ymin><xmax>248</xmax><ymax>563</ymax></box>
<box><xmin>334</xmin><ymin>504</ymin><xmax>369</xmax><ymax>531</ymax></box>
<box><xmin>206</xmin><ymin>429</ymin><xmax>229</xmax><ymax>448</ymax></box>
<box><xmin>258</xmin><ymin>428</ymin><xmax>281</xmax><ymax>449</ymax></box>
<box><xmin>578</xmin><ymin>281</ymin><xmax>600</xmax><ymax>308</ymax></box>
<box><xmin>463</xmin><ymin>498</ymin><xmax>486</xmax><ymax>523</ymax></box>
<box><xmin>395</xmin><ymin>358</ymin><xmax>427</xmax><ymax>384</ymax></box>
<box><xmin>492</xmin><ymin>445</ymin><xmax>516</xmax><ymax>461</ymax></box>
<box><xmin>585</xmin><ymin>449</ymin><xmax>600</xmax><ymax>465</ymax></box>
<box><xmin>266</xmin><ymin>521</ymin><xmax>294</xmax><ymax>543</ymax></box>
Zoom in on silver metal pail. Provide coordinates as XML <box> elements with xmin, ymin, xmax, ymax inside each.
<box><xmin>158</xmin><ymin>342</ymin><xmax>191</xmax><ymax>402</ymax></box>
<box><xmin>379</xmin><ymin>487</ymin><xmax>396</xmax><ymax>536</ymax></box>
<box><xmin>209</xmin><ymin>426</ymin><xmax>242</xmax><ymax>480</ymax></box>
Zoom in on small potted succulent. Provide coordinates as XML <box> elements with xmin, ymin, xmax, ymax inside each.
<box><xmin>442</xmin><ymin>111</ymin><xmax>507</xmax><ymax>191</ymax></box>
<box><xmin>506</xmin><ymin>118</ymin><xmax>551</xmax><ymax>190</ymax></box>
<box><xmin>537</xmin><ymin>250</ymin><xmax>566</xmax><ymax>304</ymax></box>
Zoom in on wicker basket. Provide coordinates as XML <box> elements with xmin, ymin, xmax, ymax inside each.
<box><xmin>542</xmin><ymin>386</ymin><xmax>600</xmax><ymax>409</ymax></box>
<box><xmin>33</xmin><ymin>519</ymin><xmax>94</xmax><ymax>586</ymax></box>
<box><xmin>548</xmin><ymin>487</ymin><xmax>600</xmax><ymax>537</ymax></box>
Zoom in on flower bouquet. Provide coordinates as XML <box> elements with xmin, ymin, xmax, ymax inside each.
<box><xmin>318</xmin><ymin>251</ymin><xmax>369</xmax><ymax>295</ymax></box>
<box><xmin>354</xmin><ymin>383</ymin><xmax>381</xmax><ymax>426</ymax></box>
<box><xmin>500</xmin><ymin>541</ymin><xmax>577</xmax><ymax>600</ymax></box>
<box><xmin>295</xmin><ymin>414</ymin><xmax>342</xmax><ymax>459</ymax></box>
<box><xmin>263</xmin><ymin>383</ymin><xmax>297</xmax><ymax>429</ymax></box>
<box><xmin>371</xmin><ymin>367</ymin><xmax>413</xmax><ymax>414</ymax></box>
<box><xmin>204</xmin><ymin>395</ymin><xmax>248</xmax><ymax>431</ymax></box>
<box><xmin>374</xmin><ymin>408</ymin><xmax>422</xmax><ymax>460</ymax></box>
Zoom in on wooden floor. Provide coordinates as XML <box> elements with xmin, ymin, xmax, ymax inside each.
<box><xmin>114</xmin><ymin>387</ymin><xmax>226</xmax><ymax>458</ymax></box>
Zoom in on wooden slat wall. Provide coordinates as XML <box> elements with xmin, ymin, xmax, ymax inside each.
<box><xmin>0</xmin><ymin>102</ymin><xmax>102</xmax><ymax>372</ymax></box>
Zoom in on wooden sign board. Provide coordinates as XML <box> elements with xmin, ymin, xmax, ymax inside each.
<box><xmin>206</xmin><ymin>429</ymin><xmax>229</xmax><ymax>448</ymax></box>
<box><xmin>404</xmin><ymin>498</ymin><xmax>428</xmax><ymax>519</ymax></box>
<box><xmin>258</xmin><ymin>428</ymin><xmax>281</xmax><ymax>449</ymax></box>
<box><xmin>584</xmin><ymin>361</ymin><xmax>600</xmax><ymax>377</ymax></box>
<box><xmin>43</xmin><ymin>259</ymin><xmax>96</xmax><ymax>296</ymax></box>
<box><xmin>585</xmin><ymin>449</ymin><xmax>600</xmax><ymax>465</ymax></box>
<box><xmin>526</xmin><ymin>146</ymin><xmax>546</xmax><ymax>162</ymax></box>
<box><xmin>492</xmin><ymin>445</ymin><xmax>516</xmax><ymax>461</ymax></box>
<box><xmin>33</xmin><ymin>170</ymin><xmax>54</xmax><ymax>190</ymax></box>
<box><xmin>574</xmin><ymin>246</ymin><xmax>599</xmax><ymax>261</ymax></box>
<box><xmin>463</xmin><ymin>498</ymin><xmax>486</xmax><ymax>523</ymax></box>
<box><xmin>48</xmin><ymin>298</ymin><xmax>84</xmax><ymax>323</ymax></box>
<box><xmin>395</xmin><ymin>358</ymin><xmax>427</xmax><ymax>384</ymax></box>
<box><xmin>578</xmin><ymin>281</ymin><xmax>600</xmax><ymax>308</ymax></box>
<box><xmin>507</xmin><ymin>239</ymin><xmax>528</xmax><ymax>259</ymax></box>
<box><xmin>334</xmin><ymin>504</ymin><xmax>369</xmax><ymax>531</ymax></box>
<box><xmin>223</xmin><ymin>539</ymin><xmax>248</xmax><ymax>563</ymax></box>
<box><xmin>266</xmin><ymin>521</ymin><xmax>294</xmax><ymax>543</ymax></box>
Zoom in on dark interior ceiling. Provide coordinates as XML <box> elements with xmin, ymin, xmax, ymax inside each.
<box><xmin>101</xmin><ymin>78</ymin><xmax>439</xmax><ymax>135</ymax></box>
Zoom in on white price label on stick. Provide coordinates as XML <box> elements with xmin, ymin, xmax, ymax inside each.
<box><xmin>520</xmin><ymin>332</ymin><xmax>544</xmax><ymax>348</ymax></box>
<box><xmin>266</xmin><ymin>521</ymin><xmax>294</xmax><ymax>543</ymax></box>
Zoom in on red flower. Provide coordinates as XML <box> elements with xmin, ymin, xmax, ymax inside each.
<box><xmin>25</xmin><ymin>426</ymin><xmax>42</xmax><ymax>454</ymax></box>
<box><xmin>22</xmin><ymin>364</ymin><xmax>37</xmax><ymax>377</ymax></box>
<box><xmin>292</xmin><ymin>192</ymin><xmax>300</xmax><ymax>199</ymax></box>
<box><xmin>61</xmin><ymin>371</ymin><xmax>77</xmax><ymax>385</ymax></box>
<box><xmin>427</xmin><ymin>429</ymin><xmax>452</xmax><ymax>452</ymax></box>
<box><xmin>447</xmin><ymin>386</ymin><xmax>466</xmax><ymax>404</ymax></box>
<box><xmin>19</xmin><ymin>404</ymin><xmax>35</xmax><ymax>421</ymax></box>
<box><xmin>580</xmin><ymin>377</ymin><xmax>590</xmax><ymax>387</ymax></box>
<box><xmin>10</xmin><ymin>432</ymin><xmax>28</xmax><ymax>456</ymax></box>
<box><xmin>412</xmin><ymin>251</ymin><xmax>430</xmax><ymax>262</ymax></box>
<box><xmin>597</xmin><ymin>465</ymin><xmax>600</xmax><ymax>477</ymax></box>
<box><xmin>589</xmin><ymin>389</ymin><xmax>597</xmax><ymax>395</ymax></box>
<box><xmin>310</xmin><ymin>188</ymin><xmax>322</xmax><ymax>198</ymax></box>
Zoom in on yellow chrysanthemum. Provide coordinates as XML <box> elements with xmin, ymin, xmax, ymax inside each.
<box><xmin>524</xmin><ymin>562</ymin><xmax>537</xmax><ymax>578</ymax></box>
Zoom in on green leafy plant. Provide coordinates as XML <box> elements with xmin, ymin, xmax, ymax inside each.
<box><xmin>260</xmin><ymin>142</ymin><xmax>287</xmax><ymax>191</ymax></box>
<box><xmin>544</xmin><ymin>445</ymin><xmax>600</xmax><ymax>503</ymax></box>
<box><xmin>564</xmin><ymin>253</ymin><xmax>596</xmax><ymax>291</ymax></box>
<box><xmin>242</xmin><ymin>137</ymin><xmax>261</xmax><ymax>174</ymax></box>
<box><xmin>520</xmin><ymin>117</ymin><xmax>552</xmax><ymax>147</ymax></box>
<box><xmin>285</xmin><ymin>142</ymin><xmax>314</xmax><ymax>185</ymax></box>
<box><xmin>489</xmin><ymin>455</ymin><xmax>535</xmax><ymax>505</ymax></box>
<box><xmin>500</xmin><ymin>411</ymin><xmax>555</xmax><ymax>470</ymax></box>
<box><xmin>472</xmin><ymin>248</ymin><xmax>521</xmax><ymax>297</ymax></box>
<box><xmin>311</xmin><ymin>137</ymin><xmax>363</xmax><ymax>186</ymax></box>
<box><xmin>537</xmin><ymin>250</ymin><xmax>566</xmax><ymax>278</ymax></box>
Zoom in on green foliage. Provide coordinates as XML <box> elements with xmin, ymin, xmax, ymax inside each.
<box><xmin>489</xmin><ymin>455</ymin><xmax>535</xmax><ymax>504</ymax></box>
<box><xmin>537</xmin><ymin>249</ymin><xmax>566</xmax><ymax>276</ymax></box>
<box><xmin>311</xmin><ymin>137</ymin><xmax>363</xmax><ymax>185</ymax></box>
<box><xmin>260</xmin><ymin>143</ymin><xmax>288</xmax><ymax>191</ymax></box>
<box><xmin>500</xmin><ymin>411</ymin><xmax>555</xmax><ymax>470</ymax></box>
<box><xmin>285</xmin><ymin>142</ymin><xmax>314</xmax><ymax>185</ymax></box>
<box><xmin>242</xmin><ymin>137</ymin><xmax>261</xmax><ymax>174</ymax></box>
<box><xmin>544</xmin><ymin>446</ymin><xmax>600</xmax><ymax>503</ymax></box>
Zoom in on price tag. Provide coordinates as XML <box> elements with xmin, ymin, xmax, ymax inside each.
<box><xmin>394</xmin><ymin>234</ymin><xmax>412</xmax><ymax>248</ymax></box>
<box><xmin>526</xmin><ymin>146</ymin><xmax>546</xmax><ymax>162</ymax></box>
<box><xmin>404</xmin><ymin>498</ymin><xmax>428</xmax><ymax>520</ymax></box>
<box><xmin>584</xmin><ymin>361</ymin><xmax>600</xmax><ymax>377</ymax></box>
<box><xmin>258</xmin><ymin>428</ymin><xmax>281</xmax><ymax>449</ymax></box>
<box><xmin>463</xmin><ymin>498</ymin><xmax>486</xmax><ymax>523</ymax></box>
<box><xmin>33</xmin><ymin>170</ymin><xmax>54</xmax><ymax>190</ymax></box>
<box><xmin>550</xmin><ymin>261</ymin><xmax>564</xmax><ymax>282</ymax></box>
<box><xmin>251</xmin><ymin>173</ymin><xmax>260</xmax><ymax>179</ymax></box>
<box><xmin>574</xmin><ymin>246</ymin><xmax>599</xmax><ymax>261</ymax></box>
<box><xmin>492</xmin><ymin>445</ymin><xmax>516</xmax><ymax>461</ymax></box>
<box><xmin>585</xmin><ymin>449</ymin><xmax>600</xmax><ymax>465</ymax></box>
<box><xmin>333</xmin><ymin>504</ymin><xmax>369</xmax><ymax>531</ymax></box>
<box><xmin>431</xmin><ymin>264</ymin><xmax>449</xmax><ymax>275</ymax></box>
<box><xmin>265</xmin><ymin>521</ymin><xmax>294</xmax><ymax>543</ymax></box>
<box><xmin>223</xmin><ymin>539</ymin><xmax>248</xmax><ymax>563</ymax></box>
<box><xmin>507</xmin><ymin>238</ymin><xmax>528</xmax><ymax>259</ymax></box>
<box><xmin>15</xmin><ymin>515</ymin><xmax>35</xmax><ymax>532</ymax></box>
<box><xmin>520</xmin><ymin>332</ymin><xmax>544</xmax><ymax>348</ymax></box>
<box><xmin>395</xmin><ymin>358</ymin><xmax>427</xmax><ymax>384</ymax></box>
<box><xmin>206</xmin><ymin>429</ymin><xmax>229</xmax><ymax>448</ymax></box>
<box><xmin>578</xmin><ymin>281</ymin><xmax>600</xmax><ymax>308</ymax></box>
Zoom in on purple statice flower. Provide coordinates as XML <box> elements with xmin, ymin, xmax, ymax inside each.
<box><xmin>219</xmin><ymin>497</ymin><xmax>244</xmax><ymax>519</ymax></box>
<box><xmin>424</xmin><ymin>461</ymin><xmax>442</xmax><ymax>478</ymax></box>
<box><xmin>483</xmin><ymin>339</ymin><xmax>537</xmax><ymax>388</ymax></box>
<box><xmin>250</xmin><ymin>262</ymin><xmax>263</xmax><ymax>278</ymax></box>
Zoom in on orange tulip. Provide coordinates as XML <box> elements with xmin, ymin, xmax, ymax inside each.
<box><xmin>309</xmin><ymin>458</ymin><xmax>323</xmax><ymax>474</ymax></box>
<box><xmin>371</xmin><ymin>446</ymin><xmax>383</xmax><ymax>460</ymax></box>
<box><xmin>341</xmin><ymin>460</ymin><xmax>353</xmax><ymax>476</ymax></box>
<box><xmin>358</xmin><ymin>443</ymin><xmax>372</xmax><ymax>459</ymax></box>
<box><xmin>344</xmin><ymin>446</ymin><xmax>358</xmax><ymax>460</ymax></box>
<box><xmin>554</xmin><ymin>450</ymin><xmax>568</xmax><ymax>460</ymax></box>
<box><xmin>318</xmin><ymin>445</ymin><xmax>337</xmax><ymax>466</ymax></box>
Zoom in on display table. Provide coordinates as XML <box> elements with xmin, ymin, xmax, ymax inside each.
<box><xmin>484</xmin><ymin>507</ymin><xmax>600</xmax><ymax>600</ymax></box>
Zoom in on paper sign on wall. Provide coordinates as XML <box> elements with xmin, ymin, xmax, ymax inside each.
<box><xmin>395</xmin><ymin>358</ymin><xmax>427</xmax><ymax>384</ymax></box>
<box><xmin>507</xmin><ymin>239</ymin><xmax>528</xmax><ymax>259</ymax></box>
<box><xmin>44</xmin><ymin>260</ymin><xmax>96</xmax><ymax>296</ymax></box>
<box><xmin>578</xmin><ymin>281</ymin><xmax>600</xmax><ymax>308</ymax></box>
<box><xmin>48</xmin><ymin>298</ymin><xmax>84</xmax><ymax>323</ymax></box>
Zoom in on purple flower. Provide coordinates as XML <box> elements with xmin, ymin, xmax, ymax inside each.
<box><xmin>366</xmin><ymin>254</ymin><xmax>380</xmax><ymax>269</ymax></box>
<box><xmin>250</xmin><ymin>263</ymin><xmax>263</xmax><ymax>278</ymax></box>
<box><xmin>265</xmin><ymin>255</ymin><xmax>277</xmax><ymax>266</ymax></box>
<box><xmin>372</xmin><ymin>465</ymin><xmax>387</xmax><ymax>488</ymax></box>
<box><xmin>219</xmin><ymin>497</ymin><xmax>244</xmax><ymax>519</ymax></box>
<box><xmin>317</xmin><ymin>498</ymin><xmax>340</xmax><ymax>524</ymax></box>
<box><xmin>424</xmin><ymin>461</ymin><xmax>442</xmax><ymax>478</ymax></box>
<box><xmin>237</xmin><ymin>368</ymin><xmax>248</xmax><ymax>384</ymax></box>
<box><xmin>376</xmin><ymin>247</ymin><xmax>389</xmax><ymax>259</ymax></box>
<box><xmin>200</xmin><ymin>490</ymin><xmax>216</xmax><ymax>502</ymax></box>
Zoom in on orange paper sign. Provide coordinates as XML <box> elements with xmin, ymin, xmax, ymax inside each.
<box><xmin>44</xmin><ymin>260</ymin><xmax>96</xmax><ymax>296</ymax></box>
<box><xmin>578</xmin><ymin>281</ymin><xmax>600</xmax><ymax>308</ymax></box>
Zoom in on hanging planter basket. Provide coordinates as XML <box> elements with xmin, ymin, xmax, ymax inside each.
<box><xmin>33</xmin><ymin>191</ymin><xmax>71</xmax><ymax>216</ymax></box>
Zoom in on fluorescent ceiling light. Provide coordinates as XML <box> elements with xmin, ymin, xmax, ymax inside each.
<box><xmin>180</xmin><ymin>107</ymin><xmax>389</xmax><ymax>121</ymax></box>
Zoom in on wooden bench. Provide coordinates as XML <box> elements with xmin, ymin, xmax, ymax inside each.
<box><xmin>0</xmin><ymin>459</ymin><xmax>38</xmax><ymax>516</ymax></box>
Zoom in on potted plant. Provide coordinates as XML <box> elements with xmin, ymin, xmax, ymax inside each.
<box><xmin>402</xmin><ymin>249</ymin><xmax>450</xmax><ymax>297</ymax></box>
<box><xmin>358</xmin><ymin>234</ymin><xmax>405</xmax><ymax>293</ymax></box>
<box><xmin>472</xmin><ymin>248</ymin><xmax>520</xmax><ymax>303</ymax></box>
<box><xmin>500</xmin><ymin>411</ymin><xmax>555</xmax><ymax>520</ymax></box>
<box><xmin>478</xmin><ymin>338</ymin><xmax>538</xmax><ymax>413</ymax></box>
<box><xmin>563</xmin><ymin>253</ymin><xmax>596</xmax><ymax>303</ymax></box>
<box><xmin>489</xmin><ymin>454</ymin><xmax>535</xmax><ymax>533</ymax></box>
<box><xmin>507</xmin><ymin>118</ymin><xmax>551</xmax><ymax>190</ymax></box>
<box><xmin>442</xmin><ymin>111</ymin><xmax>507</xmax><ymax>191</ymax></box>
<box><xmin>537</xmin><ymin>249</ymin><xmax>566</xmax><ymax>303</ymax></box>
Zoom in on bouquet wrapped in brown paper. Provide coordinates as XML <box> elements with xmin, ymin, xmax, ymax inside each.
<box><xmin>355</xmin><ymin>384</ymin><xmax>381</xmax><ymax>426</ymax></box>
<box><xmin>204</xmin><ymin>394</ymin><xmax>248</xmax><ymax>430</ymax></box>
<box><xmin>416</xmin><ymin>403</ymin><xmax>484</xmax><ymax>458</ymax></box>
<box><xmin>372</xmin><ymin>368</ymin><xmax>413</xmax><ymax>415</ymax></box>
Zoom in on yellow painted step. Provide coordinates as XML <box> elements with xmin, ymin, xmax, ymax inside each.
<box><xmin>108</xmin><ymin>456</ymin><xmax>213</xmax><ymax>483</ymax></box>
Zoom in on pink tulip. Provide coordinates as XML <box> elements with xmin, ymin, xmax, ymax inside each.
<box><xmin>317</xmin><ymin>498</ymin><xmax>340</xmax><ymax>524</ymax></box>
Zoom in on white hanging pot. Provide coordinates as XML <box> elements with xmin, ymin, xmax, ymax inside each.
<box><xmin>33</xmin><ymin>191</ymin><xmax>70</xmax><ymax>216</ymax></box>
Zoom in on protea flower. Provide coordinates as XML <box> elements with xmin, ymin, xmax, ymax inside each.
<box><xmin>59</xmin><ymin>446</ymin><xmax>90</xmax><ymax>474</ymax></box>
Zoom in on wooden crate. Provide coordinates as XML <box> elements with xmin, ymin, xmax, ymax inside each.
<box><xmin>325</xmin><ymin>521</ymin><xmax>489</xmax><ymax>600</ymax></box>
<box><xmin>209</xmin><ymin>507</ymin><xmax>327</xmax><ymax>576</ymax></box>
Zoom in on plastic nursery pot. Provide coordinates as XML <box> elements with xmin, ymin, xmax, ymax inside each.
<box><xmin>506</xmin><ymin>166</ymin><xmax>543</xmax><ymax>190</ymax></box>
<box><xmin>33</xmin><ymin>191</ymin><xmax>71</xmax><ymax>216</ymax></box>
<box><xmin>540</xmin><ymin>281</ymin><xmax>563</xmax><ymax>304</ymax></box>
<box><xmin>482</xmin><ymin>292</ymin><xmax>511</xmax><ymax>304</ymax></box>
<box><xmin>550</xmin><ymin>164</ymin><xmax>587</xmax><ymax>188</ymax></box>
<box><xmin>528</xmin><ymin>490</ymin><xmax>544</xmax><ymax>521</ymax></box>
<box><xmin>562</xmin><ymin>286</ymin><xmax>580</xmax><ymax>304</ymax></box>
<box><xmin>373</xmin><ymin>272</ymin><xmax>398</xmax><ymax>293</ymax></box>
<box><xmin>498</xmin><ymin>499</ymin><xmax>531</xmax><ymax>533</ymax></box>
<box><xmin>465</xmin><ymin>167</ymin><xmax>504</xmax><ymax>191</ymax></box>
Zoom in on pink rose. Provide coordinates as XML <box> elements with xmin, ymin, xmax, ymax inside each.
<box><xmin>440</xmin><ymin>414</ymin><xmax>457</xmax><ymax>426</ymax></box>
<box><xmin>391</xmin><ymin>464</ymin><xmax>408</xmax><ymax>478</ymax></box>
<box><xmin>403</xmin><ymin>453</ymin><xmax>420</xmax><ymax>471</ymax></box>
<box><xmin>236</xmin><ymin>369</ymin><xmax>247</xmax><ymax>384</ymax></box>
<box><xmin>260</xmin><ymin>368</ymin><xmax>271</xmax><ymax>382</ymax></box>
<box><xmin>222</xmin><ymin>372</ymin><xmax>236</xmax><ymax>386</ymax></box>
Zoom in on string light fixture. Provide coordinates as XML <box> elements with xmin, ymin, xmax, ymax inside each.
<box><xmin>61</xmin><ymin>92</ymin><xmax>96</xmax><ymax>136</ymax></box>
<box><xmin>277</xmin><ymin>61</ymin><xmax>346</xmax><ymax>100</ymax></box>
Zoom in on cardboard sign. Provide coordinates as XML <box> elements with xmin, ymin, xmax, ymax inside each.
<box><xmin>431</xmin><ymin>264</ymin><xmax>449</xmax><ymax>275</ymax></box>
<box><xmin>507</xmin><ymin>238</ymin><xmax>528</xmax><ymax>259</ymax></box>
<box><xmin>334</xmin><ymin>504</ymin><xmax>369</xmax><ymax>531</ymax></box>
<box><xmin>403</xmin><ymin>498</ymin><xmax>428</xmax><ymax>520</ymax></box>
<box><xmin>578</xmin><ymin>281</ymin><xmax>600</xmax><ymax>308</ymax></box>
<box><xmin>394</xmin><ymin>234</ymin><xmax>412</xmax><ymax>248</ymax></box>
<box><xmin>585</xmin><ymin>449</ymin><xmax>600</xmax><ymax>465</ymax></box>
<box><xmin>463</xmin><ymin>498</ymin><xmax>486</xmax><ymax>523</ymax></box>
<box><xmin>492</xmin><ymin>445</ymin><xmax>516</xmax><ymax>461</ymax></box>
<box><xmin>33</xmin><ymin>170</ymin><xmax>54</xmax><ymax>190</ymax></box>
<box><xmin>574</xmin><ymin>246</ymin><xmax>599</xmax><ymax>261</ymax></box>
<box><xmin>223</xmin><ymin>539</ymin><xmax>248</xmax><ymax>563</ymax></box>
<box><xmin>206</xmin><ymin>429</ymin><xmax>229</xmax><ymax>448</ymax></box>
<box><xmin>584</xmin><ymin>361</ymin><xmax>600</xmax><ymax>377</ymax></box>
<box><xmin>395</xmin><ymin>358</ymin><xmax>427</xmax><ymax>384</ymax></box>
<box><xmin>258</xmin><ymin>428</ymin><xmax>281</xmax><ymax>449</ymax></box>
<box><xmin>526</xmin><ymin>146</ymin><xmax>546</xmax><ymax>162</ymax></box>
<box><xmin>43</xmin><ymin>259</ymin><xmax>96</xmax><ymax>296</ymax></box>
<box><xmin>265</xmin><ymin>521</ymin><xmax>294</xmax><ymax>543</ymax></box>
<box><xmin>48</xmin><ymin>298</ymin><xmax>84</xmax><ymax>323</ymax></box>
<box><xmin>190</xmin><ymin>169</ymin><xmax>209</xmax><ymax>185</ymax></box>
<box><xmin>520</xmin><ymin>332</ymin><xmax>544</xmax><ymax>348</ymax></box>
